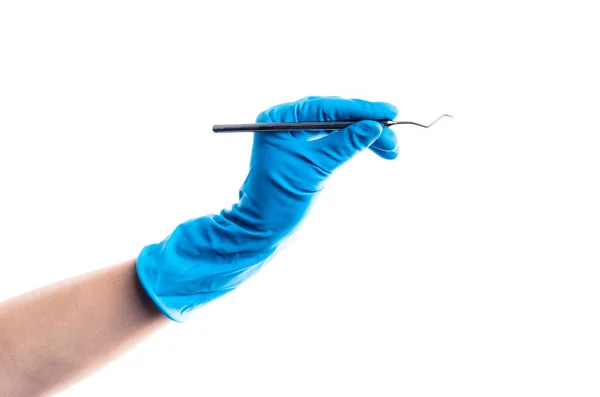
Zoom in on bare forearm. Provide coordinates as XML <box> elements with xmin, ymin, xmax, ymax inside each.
<box><xmin>0</xmin><ymin>259</ymin><xmax>169</xmax><ymax>396</ymax></box>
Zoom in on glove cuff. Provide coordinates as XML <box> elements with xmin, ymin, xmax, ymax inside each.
<box><xmin>136</xmin><ymin>210</ymin><xmax>281</xmax><ymax>322</ymax></box>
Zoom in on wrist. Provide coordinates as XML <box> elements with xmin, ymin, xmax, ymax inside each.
<box><xmin>136</xmin><ymin>211</ymin><xmax>281</xmax><ymax>322</ymax></box>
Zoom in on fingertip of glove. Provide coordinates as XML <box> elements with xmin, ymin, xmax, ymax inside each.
<box><xmin>370</xmin><ymin>145</ymin><xmax>400</xmax><ymax>160</ymax></box>
<box><xmin>354</xmin><ymin>119</ymin><xmax>384</xmax><ymax>133</ymax></box>
<box><xmin>371</xmin><ymin>128</ymin><xmax>398</xmax><ymax>151</ymax></box>
<box><xmin>349</xmin><ymin>120</ymin><xmax>384</xmax><ymax>147</ymax></box>
<box><xmin>379</xmin><ymin>102</ymin><xmax>399</xmax><ymax>119</ymax></box>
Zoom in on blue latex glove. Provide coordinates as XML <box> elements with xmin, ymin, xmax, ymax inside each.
<box><xmin>136</xmin><ymin>96</ymin><xmax>399</xmax><ymax>322</ymax></box>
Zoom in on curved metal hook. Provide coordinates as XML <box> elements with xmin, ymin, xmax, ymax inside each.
<box><xmin>383</xmin><ymin>114</ymin><xmax>453</xmax><ymax>128</ymax></box>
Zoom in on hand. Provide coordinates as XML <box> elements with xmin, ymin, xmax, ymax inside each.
<box><xmin>136</xmin><ymin>96</ymin><xmax>399</xmax><ymax>322</ymax></box>
<box><xmin>226</xmin><ymin>96</ymin><xmax>399</xmax><ymax>240</ymax></box>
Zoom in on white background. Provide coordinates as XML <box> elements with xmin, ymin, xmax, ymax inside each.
<box><xmin>1</xmin><ymin>1</ymin><xmax>599</xmax><ymax>396</ymax></box>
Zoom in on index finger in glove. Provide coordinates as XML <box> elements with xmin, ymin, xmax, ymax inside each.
<box><xmin>256</xmin><ymin>96</ymin><xmax>398</xmax><ymax>123</ymax></box>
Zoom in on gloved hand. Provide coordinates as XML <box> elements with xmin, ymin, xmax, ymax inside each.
<box><xmin>136</xmin><ymin>96</ymin><xmax>399</xmax><ymax>322</ymax></box>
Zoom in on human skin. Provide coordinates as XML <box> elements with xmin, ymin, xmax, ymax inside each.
<box><xmin>0</xmin><ymin>259</ymin><xmax>169</xmax><ymax>397</ymax></box>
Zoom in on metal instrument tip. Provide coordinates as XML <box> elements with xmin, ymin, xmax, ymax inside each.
<box><xmin>385</xmin><ymin>114</ymin><xmax>453</xmax><ymax>128</ymax></box>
